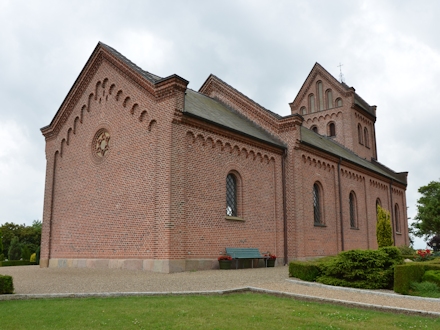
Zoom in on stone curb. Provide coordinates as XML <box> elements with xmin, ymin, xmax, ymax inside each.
<box><xmin>1</xmin><ymin>286</ymin><xmax>439</xmax><ymax>317</ymax></box>
<box><xmin>287</xmin><ymin>279</ymin><xmax>440</xmax><ymax>303</ymax></box>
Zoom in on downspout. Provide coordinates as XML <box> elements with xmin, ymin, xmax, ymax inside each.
<box><xmin>282</xmin><ymin>149</ymin><xmax>288</xmax><ymax>265</ymax></box>
<box><xmin>338</xmin><ymin>157</ymin><xmax>345</xmax><ymax>251</ymax></box>
<box><xmin>390</xmin><ymin>179</ymin><xmax>396</xmax><ymax>245</ymax></box>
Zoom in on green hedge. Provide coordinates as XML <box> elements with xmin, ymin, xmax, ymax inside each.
<box><xmin>422</xmin><ymin>270</ymin><xmax>440</xmax><ymax>287</ymax></box>
<box><xmin>0</xmin><ymin>274</ymin><xmax>14</xmax><ymax>294</ymax></box>
<box><xmin>0</xmin><ymin>260</ymin><xmax>37</xmax><ymax>267</ymax></box>
<box><xmin>393</xmin><ymin>263</ymin><xmax>440</xmax><ymax>294</ymax></box>
<box><xmin>289</xmin><ymin>261</ymin><xmax>322</xmax><ymax>282</ymax></box>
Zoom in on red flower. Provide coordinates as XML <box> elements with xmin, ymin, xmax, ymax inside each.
<box><xmin>264</xmin><ymin>253</ymin><xmax>277</xmax><ymax>260</ymax></box>
<box><xmin>218</xmin><ymin>255</ymin><xmax>232</xmax><ymax>261</ymax></box>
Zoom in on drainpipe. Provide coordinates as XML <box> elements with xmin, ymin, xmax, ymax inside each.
<box><xmin>282</xmin><ymin>149</ymin><xmax>288</xmax><ymax>265</ymax></box>
<box><xmin>390</xmin><ymin>179</ymin><xmax>396</xmax><ymax>245</ymax></box>
<box><xmin>338</xmin><ymin>157</ymin><xmax>345</xmax><ymax>251</ymax></box>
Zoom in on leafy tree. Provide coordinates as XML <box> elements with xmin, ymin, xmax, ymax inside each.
<box><xmin>376</xmin><ymin>205</ymin><xmax>393</xmax><ymax>248</ymax></box>
<box><xmin>0</xmin><ymin>229</ymin><xmax>4</xmax><ymax>261</ymax></box>
<box><xmin>411</xmin><ymin>180</ymin><xmax>440</xmax><ymax>240</ymax></box>
<box><xmin>8</xmin><ymin>236</ymin><xmax>22</xmax><ymax>260</ymax></box>
<box><xmin>0</xmin><ymin>220</ymin><xmax>42</xmax><ymax>256</ymax></box>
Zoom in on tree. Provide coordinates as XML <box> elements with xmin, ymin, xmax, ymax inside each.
<box><xmin>377</xmin><ymin>205</ymin><xmax>393</xmax><ymax>248</ymax></box>
<box><xmin>8</xmin><ymin>236</ymin><xmax>22</xmax><ymax>260</ymax></box>
<box><xmin>0</xmin><ymin>221</ymin><xmax>42</xmax><ymax>257</ymax></box>
<box><xmin>0</xmin><ymin>229</ymin><xmax>4</xmax><ymax>261</ymax></box>
<box><xmin>411</xmin><ymin>180</ymin><xmax>440</xmax><ymax>239</ymax></box>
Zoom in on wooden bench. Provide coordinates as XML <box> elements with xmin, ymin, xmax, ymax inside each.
<box><xmin>225</xmin><ymin>247</ymin><xmax>267</xmax><ymax>269</ymax></box>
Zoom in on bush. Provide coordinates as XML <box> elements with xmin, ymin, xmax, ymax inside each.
<box><xmin>21</xmin><ymin>245</ymin><xmax>31</xmax><ymax>261</ymax></box>
<box><xmin>35</xmin><ymin>246</ymin><xmax>40</xmax><ymax>265</ymax></box>
<box><xmin>317</xmin><ymin>247</ymin><xmax>403</xmax><ymax>289</ymax></box>
<box><xmin>376</xmin><ymin>205</ymin><xmax>393</xmax><ymax>248</ymax></box>
<box><xmin>0</xmin><ymin>274</ymin><xmax>14</xmax><ymax>294</ymax></box>
<box><xmin>30</xmin><ymin>253</ymin><xmax>36</xmax><ymax>263</ymax></box>
<box><xmin>409</xmin><ymin>281</ymin><xmax>440</xmax><ymax>298</ymax></box>
<box><xmin>289</xmin><ymin>261</ymin><xmax>322</xmax><ymax>282</ymax></box>
<box><xmin>397</xmin><ymin>245</ymin><xmax>415</xmax><ymax>255</ymax></box>
<box><xmin>422</xmin><ymin>270</ymin><xmax>440</xmax><ymax>286</ymax></box>
<box><xmin>0</xmin><ymin>253</ymin><xmax>4</xmax><ymax>262</ymax></box>
<box><xmin>8</xmin><ymin>237</ymin><xmax>21</xmax><ymax>261</ymax></box>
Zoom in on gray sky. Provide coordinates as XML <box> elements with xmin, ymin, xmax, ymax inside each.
<box><xmin>1</xmin><ymin>0</ymin><xmax>439</xmax><ymax>248</ymax></box>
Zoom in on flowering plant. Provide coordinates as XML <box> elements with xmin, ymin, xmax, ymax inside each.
<box><xmin>218</xmin><ymin>255</ymin><xmax>232</xmax><ymax>261</ymax></box>
<box><xmin>264</xmin><ymin>253</ymin><xmax>277</xmax><ymax>260</ymax></box>
<box><xmin>415</xmin><ymin>249</ymin><xmax>433</xmax><ymax>261</ymax></box>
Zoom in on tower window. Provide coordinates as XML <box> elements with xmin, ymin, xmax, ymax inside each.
<box><xmin>358</xmin><ymin>124</ymin><xmax>363</xmax><ymax>145</ymax></box>
<box><xmin>309</xmin><ymin>94</ymin><xmax>316</xmax><ymax>113</ymax></box>
<box><xmin>328</xmin><ymin>122</ymin><xmax>336</xmax><ymax>137</ymax></box>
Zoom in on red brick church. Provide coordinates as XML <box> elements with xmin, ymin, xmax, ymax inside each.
<box><xmin>40</xmin><ymin>42</ymin><xmax>408</xmax><ymax>272</ymax></box>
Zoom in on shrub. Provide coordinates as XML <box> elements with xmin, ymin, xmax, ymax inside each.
<box><xmin>21</xmin><ymin>245</ymin><xmax>31</xmax><ymax>261</ymax></box>
<box><xmin>422</xmin><ymin>270</ymin><xmax>440</xmax><ymax>286</ymax></box>
<box><xmin>317</xmin><ymin>247</ymin><xmax>403</xmax><ymax>289</ymax></box>
<box><xmin>0</xmin><ymin>254</ymin><xmax>4</xmax><ymax>262</ymax></box>
<box><xmin>376</xmin><ymin>205</ymin><xmax>393</xmax><ymax>248</ymax></box>
<box><xmin>394</xmin><ymin>263</ymin><xmax>429</xmax><ymax>294</ymax></box>
<box><xmin>8</xmin><ymin>237</ymin><xmax>21</xmax><ymax>261</ymax></box>
<box><xmin>0</xmin><ymin>274</ymin><xmax>14</xmax><ymax>294</ymax></box>
<box><xmin>409</xmin><ymin>281</ymin><xmax>440</xmax><ymax>298</ymax></box>
<box><xmin>30</xmin><ymin>253</ymin><xmax>36</xmax><ymax>263</ymax></box>
<box><xmin>0</xmin><ymin>260</ymin><xmax>37</xmax><ymax>267</ymax></box>
<box><xmin>289</xmin><ymin>261</ymin><xmax>322</xmax><ymax>282</ymax></box>
<box><xmin>35</xmin><ymin>246</ymin><xmax>40</xmax><ymax>265</ymax></box>
<box><xmin>397</xmin><ymin>245</ymin><xmax>415</xmax><ymax>255</ymax></box>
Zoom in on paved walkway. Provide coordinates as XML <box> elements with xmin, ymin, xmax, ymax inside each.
<box><xmin>1</xmin><ymin>265</ymin><xmax>439</xmax><ymax>316</ymax></box>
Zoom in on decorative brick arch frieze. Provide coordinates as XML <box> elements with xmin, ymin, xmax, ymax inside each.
<box><xmin>301</xmin><ymin>154</ymin><xmax>335</xmax><ymax>172</ymax></box>
<box><xmin>392</xmin><ymin>187</ymin><xmax>404</xmax><ymax>196</ymax></box>
<box><xmin>305</xmin><ymin>111</ymin><xmax>342</xmax><ymax>125</ymax></box>
<box><xmin>369</xmin><ymin>179</ymin><xmax>388</xmax><ymax>190</ymax></box>
<box><xmin>355</xmin><ymin>112</ymin><xmax>373</xmax><ymax>127</ymax></box>
<box><xmin>340</xmin><ymin>168</ymin><xmax>365</xmax><ymax>182</ymax></box>
<box><xmin>56</xmin><ymin>77</ymin><xmax>155</xmax><ymax>158</ymax></box>
<box><xmin>185</xmin><ymin>131</ymin><xmax>276</xmax><ymax>164</ymax></box>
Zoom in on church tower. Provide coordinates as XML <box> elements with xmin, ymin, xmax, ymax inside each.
<box><xmin>289</xmin><ymin>63</ymin><xmax>378</xmax><ymax>161</ymax></box>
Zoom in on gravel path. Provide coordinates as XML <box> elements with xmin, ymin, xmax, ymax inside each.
<box><xmin>1</xmin><ymin>265</ymin><xmax>439</xmax><ymax>316</ymax></box>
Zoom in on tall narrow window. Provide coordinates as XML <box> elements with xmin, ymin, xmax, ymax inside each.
<box><xmin>226</xmin><ymin>174</ymin><xmax>237</xmax><ymax>216</ymax></box>
<box><xmin>328</xmin><ymin>122</ymin><xmax>336</xmax><ymax>137</ymax></box>
<box><xmin>300</xmin><ymin>106</ymin><xmax>307</xmax><ymax>115</ymax></box>
<box><xmin>358</xmin><ymin>124</ymin><xmax>363</xmax><ymax>145</ymax></box>
<box><xmin>326</xmin><ymin>89</ymin><xmax>333</xmax><ymax>109</ymax></box>
<box><xmin>395</xmin><ymin>204</ymin><xmax>401</xmax><ymax>233</ymax></box>
<box><xmin>313</xmin><ymin>183</ymin><xmax>322</xmax><ymax>225</ymax></box>
<box><xmin>376</xmin><ymin>198</ymin><xmax>381</xmax><ymax>221</ymax></box>
<box><xmin>317</xmin><ymin>82</ymin><xmax>324</xmax><ymax>111</ymax></box>
<box><xmin>349</xmin><ymin>191</ymin><xmax>357</xmax><ymax>228</ymax></box>
<box><xmin>336</xmin><ymin>98</ymin><xmax>343</xmax><ymax>107</ymax></box>
<box><xmin>309</xmin><ymin>94</ymin><xmax>316</xmax><ymax>113</ymax></box>
<box><xmin>364</xmin><ymin>127</ymin><xmax>369</xmax><ymax>148</ymax></box>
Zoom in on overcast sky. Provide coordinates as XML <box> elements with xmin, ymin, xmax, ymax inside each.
<box><xmin>1</xmin><ymin>0</ymin><xmax>439</xmax><ymax>248</ymax></box>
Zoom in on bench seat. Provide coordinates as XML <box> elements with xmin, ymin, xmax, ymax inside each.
<box><xmin>225</xmin><ymin>247</ymin><xmax>267</xmax><ymax>269</ymax></box>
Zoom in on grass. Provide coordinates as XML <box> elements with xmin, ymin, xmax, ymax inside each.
<box><xmin>0</xmin><ymin>293</ymin><xmax>438</xmax><ymax>329</ymax></box>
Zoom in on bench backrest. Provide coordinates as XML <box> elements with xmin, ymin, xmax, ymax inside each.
<box><xmin>226</xmin><ymin>247</ymin><xmax>263</xmax><ymax>259</ymax></box>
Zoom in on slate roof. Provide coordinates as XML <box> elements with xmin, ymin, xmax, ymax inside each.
<box><xmin>183</xmin><ymin>89</ymin><xmax>285</xmax><ymax>148</ymax></box>
<box><xmin>99</xmin><ymin>42</ymin><xmax>163</xmax><ymax>84</ymax></box>
<box><xmin>300</xmin><ymin>127</ymin><xmax>407</xmax><ymax>185</ymax></box>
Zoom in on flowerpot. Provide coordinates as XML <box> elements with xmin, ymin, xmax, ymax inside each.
<box><xmin>267</xmin><ymin>259</ymin><xmax>276</xmax><ymax>267</ymax></box>
<box><xmin>219</xmin><ymin>260</ymin><xmax>232</xmax><ymax>270</ymax></box>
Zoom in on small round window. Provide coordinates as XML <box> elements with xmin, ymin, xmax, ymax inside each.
<box><xmin>92</xmin><ymin>128</ymin><xmax>110</xmax><ymax>162</ymax></box>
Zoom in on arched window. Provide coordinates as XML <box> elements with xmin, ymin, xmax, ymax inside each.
<box><xmin>364</xmin><ymin>127</ymin><xmax>369</xmax><ymax>148</ymax></box>
<box><xmin>328</xmin><ymin>122</ymin><xmax>336</xmax><ymax>137</ymax></box>
<box><xmin>309</xmin><ymin>94</ymin><xmax>316</xmax><ymax>113</ymax></box>
<box><xmin>313</xmin><ymin>183</ymin><xmax>323</xmax><ymax>225</ymax></box>
<box><xmin>336</xmin><ymin>98</ymin><xmax>342</xmax><ymax>107</ymax></box>
<box><xmin>317</xmin><ymin>81</ymin><xmax>324</xmax><ymax>111</ymax></box>
<box><xmin>358</xmin><ymin>124</ymin><xmax>363</xmax><ymax>145</ymax></box>
<box><xmin>226</xmin><ymin>173</ymin><xmax>237</xmax><ymax>216</ymax></box>
<box><xmin>300</xmin><ymin>106</ymin><xmax>307</xmax><ymax>115</ymax></box>
<box><xmin>395</xmin><ymin>204</ymin><xmax>401</xmax><ymax>233</ymax></box>
<box><xmin>326</xmin><ymin>89</ymin><xmax>333</xmax><ymax>109</ymax></box>
<box><xmin>376</xmin><ymin>198</ymin><xmax>381</xmax><ymax>221</ymax></box>
<box><xmin>349</xmin><ymin>191</ymin><xmax>357</xmax><ymax>228</ymax></box>
<box><xmin>311</xmin><ymin>125</ymin><xmax>318</xmax><ymax>133</ymax></box>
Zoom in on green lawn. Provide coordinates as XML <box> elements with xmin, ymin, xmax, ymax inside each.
<box><xmin>0</xmin><ymin>293</ymin><xmax>437</xmax><ymax>329</ymax></box>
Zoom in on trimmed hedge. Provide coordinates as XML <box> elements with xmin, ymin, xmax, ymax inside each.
<box><xmin>394</xmin><ymin>262</ymin><xmax>440</xmax><ymax>294</ymax></box>
<box><xmin>289</xmin><ymin>261</ymin><xmax>322</xmax><ymax>282</ymax></box>
<box><xmin>0</xmin><ymin>260</ymin><xmax>37</xmax><ymax>267</ymax></box>
<box><xmin>0</xmin><ymin>274</ymin><xmax>14</xmax><ymax>294</ymax></box>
